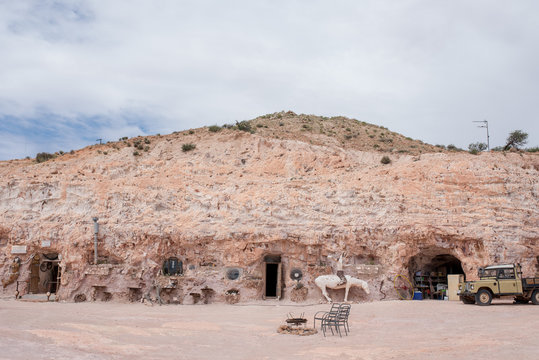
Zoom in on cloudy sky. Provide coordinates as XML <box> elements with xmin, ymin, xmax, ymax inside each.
<box><xmin>0</xmin><ymin>1</ymin><xmax>538</xmax><ymax>160</ymax></box>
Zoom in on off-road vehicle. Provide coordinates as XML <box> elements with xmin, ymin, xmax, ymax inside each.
<box><xmin>458</xmin><ymin>263</ymin><xmax>539</xmax><ymax>306</ymax></box>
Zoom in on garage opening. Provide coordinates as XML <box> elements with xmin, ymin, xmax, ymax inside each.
<box><xmin>408</xmin><ymin>253</ymin><xmax>464</xmax><ymax>300</ymax></box>
<box><xmin>262</xmin><ymin>255</ymin><xmax>282</xmax><ymax>299</ymax></box>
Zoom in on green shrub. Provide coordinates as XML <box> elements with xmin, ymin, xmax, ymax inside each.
<box><xmin>208</xmin><ymin>125</ymin><xmax>222</xmax><ymax>132</ymax></box>
<box><xmin>182</xmin><ymin>143</ymin><xmax>196</xmax><ymax>152</ymax></box>
<box><xmin>468</xmin><ymin>142</ymin><xmax>487</xmax><ymax>155</ymax></box>
<box><xmin>189</xmin><ymin>130</ymin><xmax>195</xmax><ymax>134</ymax></box>
<box><xmin>526</xmin><ymin>146</ymin><xmax>539</xmax><ymax>153</ymax></box>
<box><xmin>133</xmin><ymin>151</ymin><xmax>140</xmax><ymax>156</ymax></box>
<box><xmin>36</xmin><ymin>152</ymin><xmax>55</xmax><ymax>163</ymax></box>
<box><xmin>144</xmin><ymin>138</ymin><xmax>151</xmax><ymax>144</ymax></box>
<box><xmin>236</xmin><ymin>121</ymin><xmax>254</xmax><ymax>133</ymax></box>
<box><xmin>447</xmin><ymin>144</ymin><xmax>457</xmax><ymax>151</ymax></box>
<box><xmin>144</xmin><ymin>146</ymin><xmax>150</xmax><ymax>152</ymax></box>
<box><xmin>279</xmin><ymin>122</ymin><xmax>284</xmax><ymax>126</ymax></box>
<box><xmin>256</xmin><ymin>123</ymin><xmax>264</xmax><ymax>128</ymax></box>
<box><xmin>380</xmin><ymin>156</ymin><xmax>391</xmax><ymax>164</ymax></box>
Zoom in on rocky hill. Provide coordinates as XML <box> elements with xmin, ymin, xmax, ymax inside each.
<box><xmin>0</xmin><ymin>113</ymin><xmax>537</xmax><ymax>303</ymax></box>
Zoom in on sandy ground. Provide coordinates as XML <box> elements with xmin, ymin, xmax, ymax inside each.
<box><xmin>0</xmin><ymin>299</ymin><xmax>537</xmax><ymax>360</ymax></box>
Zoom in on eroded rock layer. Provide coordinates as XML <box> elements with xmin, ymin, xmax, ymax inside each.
<box><xmin>0</xmin><ymin>129</ymin><xmax>538</xmax><ymax>303</ymax></box>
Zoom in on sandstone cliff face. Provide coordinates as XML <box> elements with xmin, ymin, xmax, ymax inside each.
<box><xmin>0</xmin><ymin>129</ymin><xmax>538</xmax><ymax>303</ymax></box>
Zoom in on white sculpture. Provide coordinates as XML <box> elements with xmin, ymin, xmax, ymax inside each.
<box><xmin>315</xmin><ymin>274</ymin><xmax>370</xmax><ymax>303</ymax></box>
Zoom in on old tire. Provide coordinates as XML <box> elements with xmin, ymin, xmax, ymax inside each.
<box><xmin>461</xmin><ymin>296</ymin><xmax>475</xmax><ymax>304</ymax></box>
<box><xmin>475</xmin><ymin>289</ymin><xmax>492</xmax><ymax>306</ymax></box>
<box><xmin>532</xmin><ymin>290</ymin><xmax>539</xmax><ymax>305</ymax></box>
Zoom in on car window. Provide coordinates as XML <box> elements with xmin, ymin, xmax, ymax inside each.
<box><xmin>497</xmin><ymin>268</ymin><xmax>515</xmax><ymax>279</ymax></box>
<box><xmin>481</xmin><ymin>269</ymin><xmax>497</xmax><ymax>278</ymax></box>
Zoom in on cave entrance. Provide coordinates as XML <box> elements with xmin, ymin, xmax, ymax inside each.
<box><xmin>29</xmin><ymin>253</ymin><xmax>61</xmax><ymax>294</ymax></box>
<box><xmin>262</xmin><ymin>255</ymin><xmax>282</xmax><ymax>300</ymax></box>
<box><xmin>408</xmin><ymin>253</ymin><xmax>464</xmax><ymax>300</ymax></box>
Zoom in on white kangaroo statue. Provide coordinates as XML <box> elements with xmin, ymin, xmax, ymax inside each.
<box><xmin>315</xmin><ymin>274</ymin><xmax>370</xmax><ymax>303</ymax></box>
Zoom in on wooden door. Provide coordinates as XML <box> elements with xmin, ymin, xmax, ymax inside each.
<box><xmin>29</xmin><ymin>255</ymin><xmax>40</xmax><ymax>293</ymax></box>
<box><xmin>276</xmin><ymin>262</ymin><xmax>282</xmax><ymax>300</ymax></box>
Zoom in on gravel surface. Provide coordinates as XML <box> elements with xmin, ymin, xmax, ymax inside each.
<box><xmin>0</xmin><ymin>299</ymin><xmax>537</xmax><ymax>360</ymax></box>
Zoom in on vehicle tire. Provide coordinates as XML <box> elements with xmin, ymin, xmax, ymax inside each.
<box><xmin>532</xmin><ymin>290</ymin><xmax>539</xmax><ymax>305</ymax></box>
<box><xmin>460</xmin><ymin>296</ymin><xmax>475</xmax><ymax>304</ymax></box>
<box><xmin>475</xmin><ymin>289</ymin><xmax>492</xmax><ymax>306</ymax></box>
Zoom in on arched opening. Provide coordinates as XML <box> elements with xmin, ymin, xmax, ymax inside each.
<box><xmin>408</xmin><ymin>253</ymin><xmax>464</xmax><ymax>300</ymax></box>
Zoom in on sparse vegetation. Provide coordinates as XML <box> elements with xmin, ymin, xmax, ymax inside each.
<box><xmin>380</xmin><ymin>156</ymin><xmax>391</xmax><ymax>164</ymax></box>
<box><xmin>133</xmin><ymin>150</ymin><xmax>140</xmax><ymax>156</ymax></box>
<box><xmin>526</xmin><ymin>147</ymin><xmax>539</xmax><ymax>153</ymax></box>
<box><xmin>468</xmin><ymin>142</ymin><xmax>487</xmax><ymax>155</ymax></box>
<box><xmin>182</xmin><ymin>143</ymin><xmax>196</xmax><ymax>152</ymax></box>
<box><xmin>189</xmin><ymin>130</ymin><xmax>195</xmax><ymax>134</ymax></box>
<box><xmin>36</xmin><ymin>152</ymin><xmax>55</xmax><ymax>163</ymax></box>
<box><xmin>236</xmin><ymin>121</ymin><xmax>254</xmax><ymax>133</ymax></box>
<box><xmin>208</xmin><ymin>125</ymin><xmax>222</xmax><ymax>132</ymax></box>
<box><xmin>504</xmin><ymin>130</ymin><xmax>528</xmax><ymax>150</ymax></box>
<box><xmin>447</xmin><ymin>144</ymin><xmax>457</xmax><ymax>151</ymax></box>
<box><xmin>144</xmin><ymin>138</ymin><xmax>151</xmax><ymax>144</ymax></box>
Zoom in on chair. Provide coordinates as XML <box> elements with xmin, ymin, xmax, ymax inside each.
<box><xmin>313</xmin><ymin>303</ymin><xmax>341</xmax><ymax>329</ymax></box>
<box><xmin>321</xmin><ymin>304</ymin><xmax>351</xmax><ymax>337</ymax></box>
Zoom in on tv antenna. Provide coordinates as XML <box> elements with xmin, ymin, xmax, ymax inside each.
<box><xmin>473</xmin><ymin>120</ymin><xmax>489</xmax><ymax>151</ymax></box>
<box><xmin>96</xmin><ymin>138</ymin><xmax>102</xmax><ymax>145</ymax></box>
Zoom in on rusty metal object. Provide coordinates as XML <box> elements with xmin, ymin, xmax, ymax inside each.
<box><xmin>285</xmin><ymin>312</ymin><xmax>307</xmax><ymax>327</ymax></box>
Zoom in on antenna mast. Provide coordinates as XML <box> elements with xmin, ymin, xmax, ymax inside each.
<box><xmin>473</xmin><ymin>120</ymin><xmax>489</xmax><ymax>151</ymax></box>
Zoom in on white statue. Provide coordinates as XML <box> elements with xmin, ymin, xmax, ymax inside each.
<box><xmin>314</xmin><ymin>274</ymin><xmax>370</xmax><ymax>303</ymax></box>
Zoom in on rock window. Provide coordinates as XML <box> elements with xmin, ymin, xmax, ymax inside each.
<box><xmin>162</xmin><ymin>257</ymin><xmax>183</xmax><ymax>276</ymax></box>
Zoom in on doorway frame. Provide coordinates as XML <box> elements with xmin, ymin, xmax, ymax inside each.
<box><xmin>262</xmin><ymin>255</ymin><xmax>282</xmax><ymax>300</ymax></box>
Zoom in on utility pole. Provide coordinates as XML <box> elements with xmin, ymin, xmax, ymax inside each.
<box><xmin>96</xmin><ymin>139</ymin><xmax>102</xmax><ymax>145</ymax></box>
<box><xmin>92</xmin><ymin>217</ymin><xmax>99</xmax><ymax>265</ymax></box>
<box><xmin>473</xmin><ymin>120</ymin><xmax>489</xmax><ymax>151</ymax></box>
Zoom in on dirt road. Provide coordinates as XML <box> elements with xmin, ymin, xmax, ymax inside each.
<box><xmin>0</xmin><ymin>299</ymin><xmax>537</xmax><ymax>360</ymax></box>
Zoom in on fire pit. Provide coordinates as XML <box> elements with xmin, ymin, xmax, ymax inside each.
<box><xmin>285</xmin><ymin>313</ymin><xmax>307</xmax><ymax>328</ymax></box>
<box><xmin>278</xmin><ymin>313</ymin><xmax>317</xmax><ymax>336</ymax></box>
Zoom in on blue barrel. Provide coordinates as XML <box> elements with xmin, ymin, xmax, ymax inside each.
<box><xmin>413</xmin><ymin>291</ymin><xmax>423</xmax><ymax>300</ymax></box>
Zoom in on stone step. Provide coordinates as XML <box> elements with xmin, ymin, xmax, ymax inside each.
<box><xmin>18</xmin><ymin>294</ymin><xmax>56</xmax><ymax>302</ymax></box>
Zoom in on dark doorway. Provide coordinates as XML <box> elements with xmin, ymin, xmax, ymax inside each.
<box><xmin>49</xmin><ymin>264</ymin><xmax>60</xmax><ymax>293</ymax></box>
<box><xmin>265</xmin><ymin>263</ymin><xmax>278</xmax><ymax>297</ymax></box>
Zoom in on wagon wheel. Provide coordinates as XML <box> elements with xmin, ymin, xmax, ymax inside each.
<box><xmin>393</xmin><ymin>274</ymin><xmax>414</xmax><ymax>300</ymax></box>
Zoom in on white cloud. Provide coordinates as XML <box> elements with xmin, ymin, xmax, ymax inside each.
<box><xmin>0</xmin><ymin>0</ymin><xmax>538</xmax><ymax>159</ymax></box>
